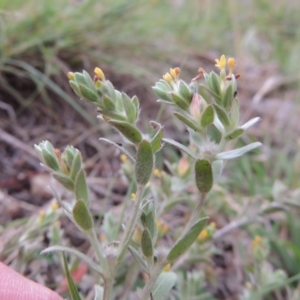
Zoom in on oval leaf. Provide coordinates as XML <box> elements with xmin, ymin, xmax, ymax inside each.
<box><xmin>225</xmin><ymin>128</ymin><xmax>244</xmax><ymax>140</ymax></box>
<box><xmin>75</xmin><ymin>170</ymin><xmax>89</xmax><ymax>205</ymax></box>
<box><xmin>195</xmin><ymin>159</ymin><xmax>213</xmax><ymax>194</ymax></box>
<box><xmin>167</xmin><ymin>217</ymin><xmax>209</xmax><ymax>261</ymax></box>
<box><xmin>53</xmin><ymin>173</ymin><xmax>74</xmax><ymax>191</ymax></box>
<box><xmin>213</xmin><ymin>104</ymin><xmax>230</xmax><ymax>127</ymax></box>
<box><xmin>201</xmin><ymin>105</ymin><xmax>214</xmax><ymax>127</ymax></box>
<box><xmin>62</xmin><ymin>253</ymin><xmax>82</xmax><ymax>300</ymax></box>
<box><xmin>173</xmin><ymin>112</ymin><xmax>199</xmax><ymax>131</ymax></box>
<box><xmin>72</xmin><ymin>200</ymin><xmax>94</xmax><ymax>231</ymax></box>
<box><xmin>141</xmin><ymin>228</ymin><xmax>153</xmax><ymax>257</ymax></box>
<box><xmin>108</xmin><ymin>120</ymin><xmax>142</xmax><ymax>145</ymax></box>
<box><xmin>152</xmin><ymin>272</ymin><xmax>177</xmax><ymax>300</ymax></box>
<box><xmin>135</xmin><ymin>140</ymin><xmax>153</xmax><ymax>185</ymax></box>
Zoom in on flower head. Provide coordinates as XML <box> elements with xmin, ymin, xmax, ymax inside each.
<box><xmin>67</xmin><ymin>72</ymin><xmax>75</xmax><ymax>80</ymax></box>
<box><xmin>228</xmin><ymin>58</ymin><xmax>235</xmax><ymax>75</ymax></box>
<box><xmin>163</xmin><ymin>72</ymin><xmax>173</xmax><ymax>83</ymax></box>
<box><xmin>131</xmin><ymin>193</ymin><xmax>136</xmax><ymax>201</ymax></box>
<box><xmin>94</xmin><ymin>67</ymin><xmax>105</xmax><ymax>80</ymax></box>
<box><xmin>153</xmin><ymin>168</ymin><xmax>161</xmax><ymax>177</ymax></box>
<box><xmin>120</xmin><ymin>154</ymin><xmax>127</xmax><ymax>163</ymax></box>
<box><xmin>215</xmin><ymin>54</ymin><xmax>226</xmax><ymax>70</ymax></box>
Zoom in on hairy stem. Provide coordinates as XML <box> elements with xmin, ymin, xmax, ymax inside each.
<box><xmin>181</xmin><ymin>193</ymin><xmax>207</xmax><ymax>237</ymax></box>
<box><xmin>139</xmin><ymin>260</ymin><xmax>165</xmax><ymax>300</ymax></box>
<box><xmin>118</xmin><ymin>184</ymin><xmax>145</xmax><ymax>261</ymax></box>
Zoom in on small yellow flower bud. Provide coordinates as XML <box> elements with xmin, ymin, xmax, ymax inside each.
<box><xmin>215</xmin><ymin>54</ymin><xmax>226</xmax><ymax>70</ymax></box>
<box><xmin>133</xmin><ymin>227</ymin><xmax>142</xmax><ymax>245</ymax></box>
<box><xmin>162</xmin><ymin>224</ymin><xmax>169</xmax><ymax>234</ymax></box>
<box><xmin>54</xmin><ymin>149</ymin><xmax>69</xmax><ymax>174</ymax></box>
<box><xmin>39</xmin><ymin>210</ymin><xmax>45</xmax><ymax>218</ymax></box>
<box><xmin>131</xmin><ymin>193</ymin><xmax>137</xmax><ymax>201</ymax></box>
<box><xmin>209</xmin><ymin>222</ymin><xmax>216</xmax><ymax>229</ymax></box>
<box><xmin>153</xmin><ymin>168</ymin><xmax>161</xmax><ymax>177</ymax></box>
<box><xmin>94</xmin><ymin>67</ymin><xmax>105</xmax><ymax>80</ymax></box>
<box><xmin>156</xmin><ymin>220</ymin><xmax>162</xmax><ymax>228</ymax></box>
<box><xmin>99</xmin><ymin>233</ymin><xmax>106</xmax><ymax>242</ymax></box>
<box><xmin>163</xmin><ymin>73</ymin><xmax>173</xmax><ymax>83</ymax></box>
<box><xmin>198</xmin><ymin>67</ymin><xmax>206</xmax><ymax>74</ymax></box>
<box><xmin>169</xmin><ymin>68</ymin><xmax>177</xmax><ymax>79</ymax></box>
<box><xmin>178</xmin><ymin>157</ymin><xmax>189</xmax><ymax>176</ymax></box>
<box><xmin>198</xmin><ymin>229</ymin><xmax>209</xmax><ymax>242</ymax></box>
<box><xmin>67</xmin><ymin>72</ymin><xmax>75</xmax><ymax>80</ymax></box>
<box><xmin>51</xmin><ymin>202</ymin><xmax>59</xmax><ymax>211</ymax></box>
<box><xmin>120</xmin><ymin>154</ymin><xmax>127</xmax><ymax>163</ymax></box>
<box><xmin>245</xmin><ymin>281</ymin><xmax>252</xmax><ymax>290</ymax></box>
<box><xmin>228</xmin><ymin>58</ymin><xmax>235</xmax><ymax>74</ymax></box>
<box><xmin>163</xmin><ymin>263</ymin><xmax>171</xmax><ymax>272</ymax></box>
<box><xmin>252</xmin><ymin>235</ymin><xmax>262</xmax><ymax>249</ymax></box>
<box><xmin>174</xmin><ymin>67</ymin><xmax>181</xmax><ymax>75</ymax></box>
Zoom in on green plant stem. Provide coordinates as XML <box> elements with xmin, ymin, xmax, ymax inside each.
<box><xmin>87</xmin><ymin>229</ymin><xmax>108</xmax><ymax>274</ymax></box>
<box><xmin>181</xmin><ymin>193</ymin><xmax>207</xmax><ymax>237</ymax></box>
<box><xmin>88</xmin><ymin>229</ymin><xmax>115</xmax><ymax>300</ymax></box>
<box><xmin>139</xmin><ymin>260</ymin><xmax>166</xmax><ymax>300</ymax></box>
<box><xmin>103</xmin><ymin>277</ymin><xmax>114</xmax><ymax>300</ymax></box>
<box><xmin>118</xmin><ymin>183</ymin><xmax>145</xmax><ymax>261</ymax></box>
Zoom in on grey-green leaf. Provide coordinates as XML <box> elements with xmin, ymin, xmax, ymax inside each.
<box><xmin>225</xmin><ymin>128</ymin><xmax>244</xmax><ymax>140</ymax></box>
<box><xmin>170</xmin><ymin>93</ymin><xmax>189</xmax><ymax>110</ymax></box>
<box><xmin>162</xmin><ymin>138</ymin><xmax>197</xmax><ymax>159</ymax></box>
<box><xmin>195</xmin><ymin>159</ymin><xmax>213</xmax><ymax>194</ymax></box>
<box><xmin>75</xmin><ymin>170</ymin><xmax>89</xmax><ymax>205</ymax></box>
<box><xmin>70</xmin><ymin>151</ymin><xmax>82</xmax><ymax>180</ymax></box>
<box><xmin>108</xmin><ymin>120</ymin><xmax>142</xmax><ymax>145</ymax></box>
<box><xmin>53</xmin><ymin>172</ymin><xmax>74</xmax><ymax>191</ymax></box>
<box><xmin>79</xmin><ymin>84</ymin><xmax>99</xmax><ymax>103</ymax></box>
<box><xmin>72</xmin><ymin>200</ymin><xmax>93</xmax><ymax>231</ymax></box>
<box><xmin>200</xmin><ymin>105</ymin><xmax>214</xmax><ymax>127</ymax></box>
<box><xmin>167</xmin><ymin>217</ymin><xmax>209</xmax><ymax>261</ymax></box>
<box><xmin>213</xmin><ymin>104</ymin><xmax>230</xmax><ymax>127</ymax></box>
<box><xmin>223</xmin><ymin>84</ymin><xmax>234</xmax><ymax>109</ymax></box>
<box><xmin>141</xmin><ymin>228</ymin><xmax>153</xmax><ymax>257</ymax></box>
<box><xmin>151</xmin><ymin>126</ymin><xmax>164</xmax><ymax>153</ymax></box>
<box><xmin>173</xmin><ymin>112</ymin><xmax>199</xmax><ymax>131</ymax></box>
<box><xmin>216</xmin><ymin>142</ymin><xmax>262</xmax><ymax>160</ymax></box>
<box><xmin>135</xmin><ymin>140</ymin><xmax>153</xmax><ymax>185</ymax></box>
<box><xmin>62</xmin><ymin>253</ymin><xmax>82</xmax><ymax>300</ymax></box>
<box><xmin>178</xmin><ymin>80</ymin><xmax>192</xmax><ymax>102</ymax></box>
<box><xmin>152</xmin><ymin>272</ymin><xmax>177</xmax><ymax>300</ymax></box>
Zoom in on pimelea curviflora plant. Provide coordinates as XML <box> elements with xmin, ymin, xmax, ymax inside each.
<box><xmin>35</xmin><ymin>55</ymin><xmax>261</xmax><ymax>300</ymax></box>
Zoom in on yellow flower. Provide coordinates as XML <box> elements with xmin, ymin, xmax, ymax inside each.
<box><xmin>153</xmin><ymin>168</ymin><xmax>161</xmax><ymax>177</ymax></box>
<box><xmin>94</xmin><ymin>67</ymin><xmax>105</xmax><ymax>80</ymax></box>
<box><xmin>67</xmin><ymin>72</ymin><xmax>75</xmax><ymax>80</ymax></box>
<box><xmin>209</xmin><ymin>222</ymin><xmax>216</xmax><ymax>229</ymax></box>
<box><xmin>252</xmin><ymin>235</ymin><xmax>262</xmax><ymax>249</ymax></box>
<box><xmin>133</xmin><ymin>227</ymin><xmax>142</xmax><ymax>245</ymax></box>
<box><xmin>156</xmin><ymin>220</ymin><xmax>169</xmax><ymax>235</ymax></box>
<box><xmin>99</xmin><ymin>233</ymin><xmax>106</xmax><ymax>242</ymax></box>
<box><xmin>178</xmin><ymin>157</ymin><xmax>189</xmax><ymax>176</ymax></box>
<box><xmin>169</xmin><ymin>68</ymin><xmax>177</xmax><ymax>79</ymax></box>
<box><xmin>39</xmin><ymin>210</ymin><xmax>45</xmax><ymax>218</ymax></box>
<box><xmin>131</xmin><ymin>193</ymin><xmax>136</xmax><ymax>201</ymax></box>
<box><xmin>51</xmin><ymin>202</ymin><xmax>59</xmax><ymax>211</ymax></box>
<box><xmin>163</xmin><ymin>263</ymin><xmax>171</xmax><ymax>272</ymax></box>
<box><xmin>163</xmin><ymin>72</ymin><xmax>173</xmax><ymax>83</ymax></box>
<box><xmin>228</xmin><ymin>58</ymin><xmax>235</xmax><ymax>74</ymax></box>
<box><xmin>120</xmin><ymin>154</ymin><xmax>127</xmax><ymax>163</ymax></box>
<box><xmin>198</xmin><ymin>229</ymin><xmax>209</xmax><ymax>242</ymax></box>
<box><xmin>215</xmin><ymin>54</ymin><xmax>226</xmax><ymax>70</ymax></box>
